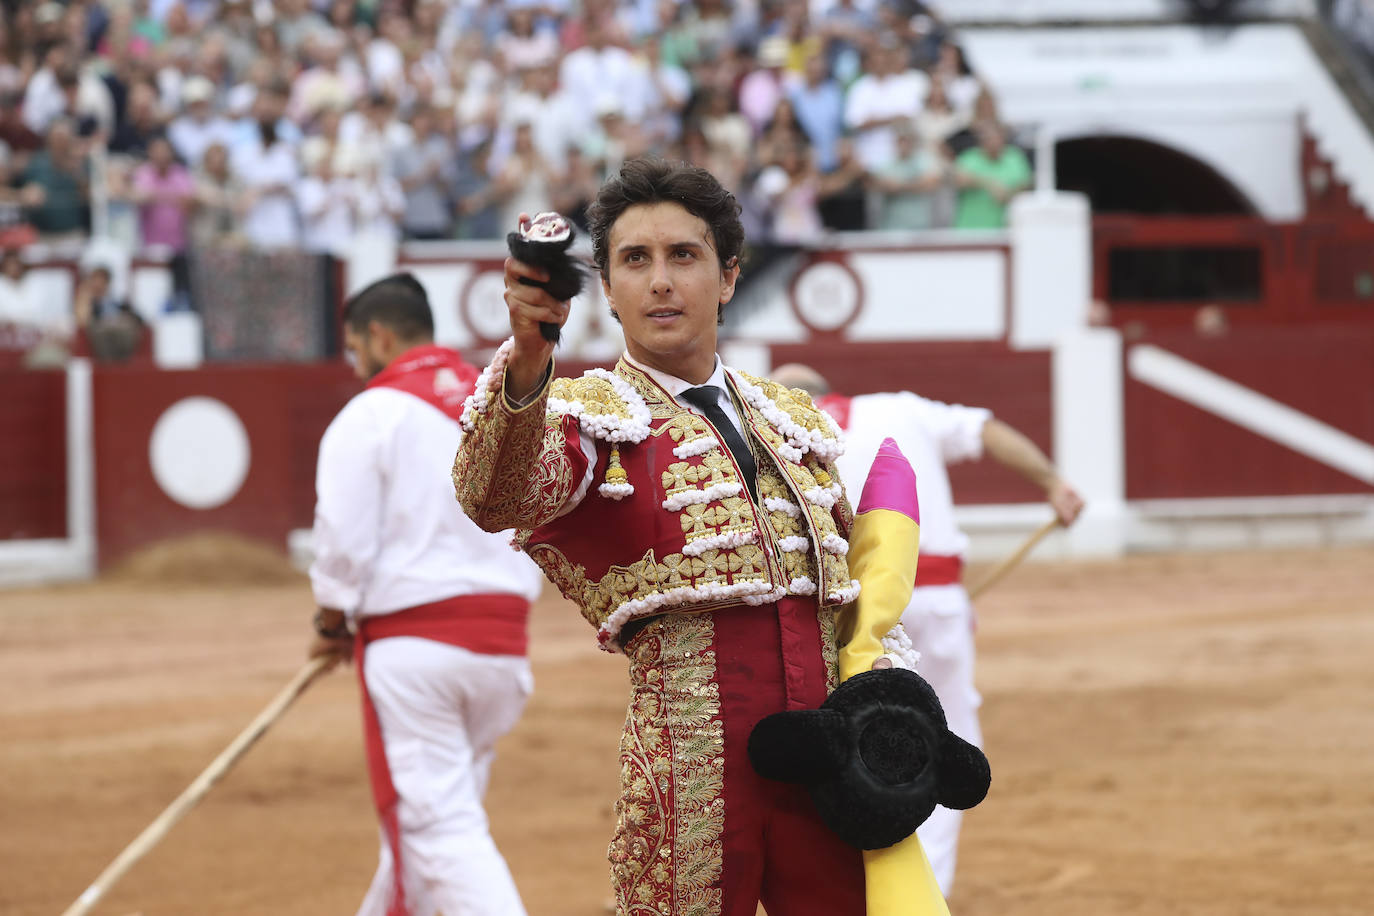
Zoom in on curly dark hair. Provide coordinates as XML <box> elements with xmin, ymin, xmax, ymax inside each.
<box><xmin>587</xmin><ymin>157</ymin><xmax>744</xmax><ymax>282</ymax></box>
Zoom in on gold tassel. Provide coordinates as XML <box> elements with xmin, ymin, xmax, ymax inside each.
<box><xmin>605</xmin><ymin>445</ymin><xmax>628</xmax><ymax>486</ymax></box>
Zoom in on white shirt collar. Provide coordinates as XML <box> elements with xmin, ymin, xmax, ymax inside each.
<box><xmin>622</xmin><ymin>351</ymin><xmax>730</xmax><ymax>401</ymax></box>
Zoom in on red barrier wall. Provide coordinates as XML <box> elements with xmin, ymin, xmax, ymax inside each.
<box><xmin>768</xmin><ymin>341</ymin><xmax>1053</xmax><ymax>505</ymax></box>
<box><xmin>1124</xmin><ymin>325</ymin><xmax>1374</xmax><ymax>499</ymax></box>
<box><xmin>0</xmin><ymin>369</ymin><xmax>67</xmax><ymax>540</ymax></box>
<box><xmin>92</xmin><ymin>363</ymin><xmax>359</xmax><ymax>568</ymax></box>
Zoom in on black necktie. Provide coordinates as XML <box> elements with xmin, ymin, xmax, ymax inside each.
<box><xmin>679</xmin><ymin>385</ymin><xmax>759</xmax><ymax>503</ymax></box>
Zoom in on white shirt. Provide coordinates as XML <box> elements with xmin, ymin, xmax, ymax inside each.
<box><xmin>311</xmin><ymin>386</ymin><xmax>544</xmax><ymax>620</ymax></box>
<box><xmin>296</xmin><ymin>175</ymin><xmax>353</xmax><ymax>255</ymax></box>
<box><xmin>231</xmin><ymin>139</ymin><xmax>301</xmax><ymax>249</ymax></box>
<box><xmin>0</xmin><ymin>274</ymin><xmax>69</xmax><ymax>336</ymax></box>
<box><xmin>350</xmin><ymin>174</ymin><xmax>405</xmax><ymax>241</ymax></box>
<box><xmin>844</xmin><ymin>69</ymin><xmax>931</xmax><ymax>169</ymax></box>
<box><xmin>559</xmin><ymin>44</ymin><xmax>635</xmax><ymax>122</ymax></box>
<box><xmin>337</xmin><ymin>113</ymin><xmax>413</xmax><ymax>172</ymax></box>
<box><xmin>168</xmin><ymin>115</ymin><xmax>234</xmax><ymax>168</ymax></box>
<box><xmin>22</xmin><ymin>68</ymin><xmax>63</xmax><ymax>134</ymax></box>
<box><xmin>503</xmin><ymin>89</ymin><xmax>581</xmax><ymax>165</ymax></box>
<box><xmin>831</xmin><ymin>391</ymin><xmax>990</xmax><ymax>560</ymax></box>
<box><xmin>366</xmin><ymin>38</ymin><xmax>406</xmax><ymax>96</ymax></box>
<box><xmin>555</xmin><ymin>352</ymin><xmax>746</xmax><ymax>519</ymax></box>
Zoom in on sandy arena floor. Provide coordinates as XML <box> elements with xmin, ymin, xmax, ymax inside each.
<box><xmin>2</xmin><ymin>545</ymin><xmax>1372</xmax><ymax>915</ymax></box>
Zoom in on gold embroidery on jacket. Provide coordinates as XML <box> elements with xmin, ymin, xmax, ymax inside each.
<box><xmin>454</xmin><ymin>389</ymin><xmax>570</xmax><ymax>532</ymax></box>
<box><xmin>462</xmin><ymin>356</ymin><xmax>857</xmax><ymax>646</ymax></box>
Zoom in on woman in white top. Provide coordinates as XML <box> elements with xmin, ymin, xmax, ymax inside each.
<box><xmin>296</xmin><ymin>137</ymin><xmax>355</xmax><ymax>255</ymax></box>
<box><xmin>345</xmin><ymin>149</ymin><xmax>405</xmax><ymax>242</ymax></box>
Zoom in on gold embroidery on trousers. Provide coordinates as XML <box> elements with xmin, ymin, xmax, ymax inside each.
<box><xmin>610</xmin><ymin>615</ymin><xmax>724</xmax><ymax>916</ymax></box>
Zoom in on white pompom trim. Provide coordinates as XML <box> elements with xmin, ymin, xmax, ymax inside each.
<box><xmin>787</xmin><ymin>576</ymin><xmax>817</xmax><ymax>595</ymax></box>
<box><xmin>597</xmin><ymin>579</ymin><xmax>782</xmax><ymax>647</ymax></box>
<box><xmin>460</xmin><ymin>337</ymin><xmax>515</xmax><ymax>432</ymax></box>
<box><xmin>820</xmin><ymin>533</ymin><xmax>849</xmax><ymax>556</ymax></box>
<box><xmin>662</xmin><ymin>480</ymin><xmax>743</xmax><ymax>511</ymax></box>
<box><xmin>763</xmin><ymin>496</ymin><xmax>801</xmax><ymax>518</ymax></box>
<box><xmin>803</xmin><ymin>483</ymin><xmax>842</xmax><ymax>509</ymax></box>
<box><xmin>776</xmin><ymin>535</ymin><xmax>810</xmax><ymax>553</ymax></box>
<box><xmin>729</xmin><ymin>370</ymin><xmax>844</xmax><ymax>462</ymax></box>
<box><xmin>828</xmin><ymin>579</ymin><xmax>861</xmax><ymax>604</ymax></box>
<box><xmin>880</xmin><ymin>623</ymin><xmax>921</xmax><ymax>671</ymax></box>
<box><xmin>682</xmin><ymin>529</ymin><xmax>758</xmax><ymax>557</ymax></box>
<box><xmin>673</xmin><ymin>435</ymin><xmax>721</xmax><ymax>459</ymax></box>
<box><xmin>598</xmin><ymin>482</ymin><xmax>635</xmax><ymax>500</ymax></box>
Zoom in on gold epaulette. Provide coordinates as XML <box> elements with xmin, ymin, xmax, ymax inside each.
<box><xmin>548</xmin><ymin>369</ymin><xmax>653</xmax><ymax>444</ymax></box>
<box><xmin>734</xmin><ymin>370</ymin><xmax>844</xmax><ymax>443</ymax></box>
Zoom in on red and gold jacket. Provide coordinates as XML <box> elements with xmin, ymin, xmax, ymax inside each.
<box><xmin>453</xmin><ymin>340</ymin><xmax>860</xmax><ymax>651</ymax></box>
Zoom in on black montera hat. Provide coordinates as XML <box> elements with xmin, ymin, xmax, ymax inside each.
<box><xmin>748</xmin><ymin>668</ymin><xmax>991</xmax><ymax>851</ymax></box>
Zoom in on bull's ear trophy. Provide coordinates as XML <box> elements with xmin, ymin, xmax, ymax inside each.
<box><xmin>507</xmin><ymin>212</ymin><xmax>585</xmax><ymax>344</ymax></box>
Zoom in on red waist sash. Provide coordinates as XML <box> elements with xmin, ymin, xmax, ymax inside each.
<box><xmin>914</xmin><ymin>554</ymin><xmax>963</xmax><ymax>588</ymax></box>
<box><xmin>357</xmin><ymin>593</ymin><xmax>530</xmax><ymax>657</ymax></box>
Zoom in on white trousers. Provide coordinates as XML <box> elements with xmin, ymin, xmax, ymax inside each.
<box><xmin>902</xmin><ymin>585</ymin><xmax>983</xmax><ymax>897</ymax></box>
<box><xmin>356</xmin><ymin>636</ymin><xmax>533</xmax><ymax>916</ymax></box>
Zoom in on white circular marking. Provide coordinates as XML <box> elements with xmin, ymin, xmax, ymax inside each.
<box><xmin>793</xmin><ymin>261</ymin><xmax>861</xmax><ymax>332</ymax></box>
<box><xmin>463</xmin><ymin>270</ymin><xmax>512</xmax><ymax>342</ymax></box>
<box><xmin>148</xmin><ymin>397</ymin><xmax>251</xmax><ymax>510</ymax></box>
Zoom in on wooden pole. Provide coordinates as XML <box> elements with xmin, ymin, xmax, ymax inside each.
<box><xmin>61</xmin><ymin>655</ymin><xmax>333</xmax><ymax>916</ymax></box>
<box><xmin>966</xmin><ymin>518</ymin><xmax>1062</xmax><ymax>602</ymax></box>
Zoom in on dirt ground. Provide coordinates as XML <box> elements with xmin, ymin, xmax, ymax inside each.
<box><xmin>3</xmin><ymin>545</ymin><xmax>1372</xmax><ymax>916</ymax></box>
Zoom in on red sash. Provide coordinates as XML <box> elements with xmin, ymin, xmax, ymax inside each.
<box><xmin>355</xmin><ymin>594</ymin><xmax>531</xmax><ymax>916</ymax></box>
<box><xmin>914</xmin><ymin>554</ymin><xmax>963</xmax><ymax>587</ymax></box>
<box><xmin>366</xmin><ymin>344</ymin><xmax>479</xmax><ymax>422</ymax></box>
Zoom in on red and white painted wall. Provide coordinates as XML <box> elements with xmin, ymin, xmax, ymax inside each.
<box><xmin>3</xmin><ymin>225</ymin><xmax>1371</xmax><ymax>585</ymax></box>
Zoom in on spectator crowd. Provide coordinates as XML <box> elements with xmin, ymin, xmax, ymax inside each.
<box><xmin>0</xmin><ymin>0</ymin><xmax>1036</xmax><ymax>347</ymax></box>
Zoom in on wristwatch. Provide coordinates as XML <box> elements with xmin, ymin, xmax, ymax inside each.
<box><xmin>313</xmin><ymin>609</ymin><xmax>351</xmax><ymax>639</ymax></box>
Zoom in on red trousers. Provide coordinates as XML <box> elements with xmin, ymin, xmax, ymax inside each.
<box><xmin>610</xmin><ymin>599</ymin><xmax>866</xmax><ymax>916</ymax></box>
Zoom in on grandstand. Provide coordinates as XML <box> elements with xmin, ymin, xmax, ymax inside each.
<box><xmin>1</xmin><ymin>0</ymin><xmax>1373</xmax><ymax>583</ymax></box>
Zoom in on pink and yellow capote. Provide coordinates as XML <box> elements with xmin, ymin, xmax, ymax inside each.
<box><xmin>836</xmin><ymin>438</ymin><xmax>951</xmax><ymax>916</ymax></box>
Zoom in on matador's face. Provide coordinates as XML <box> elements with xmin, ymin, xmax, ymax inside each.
<box><xmin>601</xmin><ymin>202</ymin><xmax>738</xmax><ymax>379</ymax></box>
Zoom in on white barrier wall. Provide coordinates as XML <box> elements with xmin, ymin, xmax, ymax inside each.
<box><xmin>354</xmin><ymin>192</ymin><xmax>1096</xmax><ymax>358</ymax></box>
<box><xmin>1053</xmin><ymin>327</ymin><xmax>1126</xmax><ymax>557</ymax></box>
<box><xmin>1010</xmin><ymin>192</ymin><xmax>1092</xmax><ymax>349</ymax></box>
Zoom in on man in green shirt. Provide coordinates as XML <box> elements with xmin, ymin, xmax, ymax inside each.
<box><xmin>953</xmin><ymin>121</ymin><xmax>1031</xmax><ymax>229</ymax></box>
<box><xmin>20</xmin><ymin>119</ymin><xmax>90</xmax><ymax>237</ymax></box>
